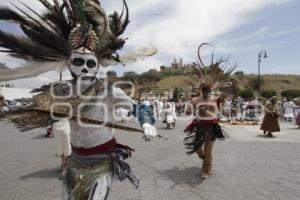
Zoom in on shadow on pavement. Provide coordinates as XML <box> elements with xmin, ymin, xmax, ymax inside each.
<box><xmin>256</xmin><ymin>134</ymin><xmax>276</xmax><ymax>138</ymax></box>
<box><xmin>160</xmin><ymin>166</ymin><xmax>204</xmax><ymax>188</ymax></box>
<box><xmin>32</xmin><ymin>134</ymin><xmax>49</xmax><ymax>140</ymax></box>
<box><xmin>158</xmin><ymin>127</ymin><xmax>176</xmax><ymax>130</ymax></box>
<box><xmin>20</xmin><ymin>168</ymin><xmax>59</xmax><ymax>180</ymax></box>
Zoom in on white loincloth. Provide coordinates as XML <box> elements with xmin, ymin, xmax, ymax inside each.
<box><xmin>142</xmin><ymin>123</ymin><xmax>157</xmax><ymax>137</ymax></box>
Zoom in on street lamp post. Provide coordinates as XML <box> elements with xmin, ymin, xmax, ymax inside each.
<box><xmin>257</xmin><ymin>49</ymin><xmax>268</xmax><ymax>99</ymax></box>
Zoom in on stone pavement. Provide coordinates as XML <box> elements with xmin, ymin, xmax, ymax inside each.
<box><xmin>0</xmin><ymin>118</ymin><xmax>299</xmax><ymax>200</ymax></box>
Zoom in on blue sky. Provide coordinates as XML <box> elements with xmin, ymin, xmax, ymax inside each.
<box><xmin>213</xmin><ymin>0</ymin><xmax>300</xmax><ymax>74</ymax></box>
<box><xmin>0</xmin><ymin>0</ymin><xmax>299</xmax><ymax>88</ymax></box>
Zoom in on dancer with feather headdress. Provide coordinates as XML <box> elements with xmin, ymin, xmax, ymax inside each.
<box><xmin>0</xmin><ymin>0</ymin><xmax>157</xmax><ymax>199</ymax></box>
<box><xmin>183</xmin><ymin>43</ymin><xmax>236</xmax><ymax>179</ymax></box>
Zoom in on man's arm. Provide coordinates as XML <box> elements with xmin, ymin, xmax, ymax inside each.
<box><xmin>112</xmin><ymin>87</ymin><xmax>135</xmax><ymax>110</ymax></box>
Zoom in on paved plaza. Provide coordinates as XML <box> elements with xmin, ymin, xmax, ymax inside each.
<box><xmin>0</xmin><ymin>118</ymin><xmax>300</xmax><ymax>200</ymax></box>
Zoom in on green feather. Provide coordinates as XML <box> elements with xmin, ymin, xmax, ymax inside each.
<box><xmin>75</xmin><ymin>0</ymin><xmax>86</xmax><ymax>24</ymax></box>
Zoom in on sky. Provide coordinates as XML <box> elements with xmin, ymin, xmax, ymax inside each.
<box><xmin>0</xmin><ymin>0</ymin><xmax>299</xmax><ymax>88</ymax></box>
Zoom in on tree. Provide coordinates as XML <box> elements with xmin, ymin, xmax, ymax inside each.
<box><xmin>249</xmin><ymin>77</ymin><xmax>265</xmax><ymax>90</ymax></box>
<box><xmin>172</xmin><ymin>87</ymin><xmax>182</xmax><ymax>101</ymax></box>
<box><xmin>234</xmin><ymin>71</ymin><xmax>244</xmax><ymax>76</ymax></box>
<box><xmin>139</xmin><ymin>70</ymin><xmax>161</xmax><ymax>82</ymax></box>
<box><xmin>123</xmin><ymin>71</ymin><xmax>137</xmax><ymax>77</ymax></box>
<box><xmin>122</xmin><ymin>71</ymin><xmax>138</xmax><ymax>83</ymax></box>
<box><xmin>106</xmin><ymin>70</ymin><xmax>117</xmax><ymax>77</ymax></box>
<box><xmin>238</xmin><ymin>89</ymin><xmax>254</xmax><ymax>99</ymax></box>
<box><xmin>261</xmin><ymin>89</ymin><xmax>277</xmax><ymax>98</ymax></box>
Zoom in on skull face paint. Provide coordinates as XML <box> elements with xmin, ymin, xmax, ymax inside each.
<box><xmin>69</xmin><ymin>52</ymin><xmax>99</xmax><ymax>84</ymax></box>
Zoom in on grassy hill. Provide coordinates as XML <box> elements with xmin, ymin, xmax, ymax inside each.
<box><xmin>153</xmin><ymin>74</ymin><xmax>300</xmax><ymax>95</ymax></box>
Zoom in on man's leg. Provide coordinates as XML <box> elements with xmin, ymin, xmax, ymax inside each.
<box><xmin>89</xmin><ymin>172</ymin><xmax>113</xmax><ymax>200</ymax></box>
<box><xmin>196</xmin><ymin>148</ymin><xmax>204</xmax><ymax>160</ymax></box>
<box><xmin>201</xmin><ymin>135</ymin><xmax>214</xmax><ymax>179</ymax></box>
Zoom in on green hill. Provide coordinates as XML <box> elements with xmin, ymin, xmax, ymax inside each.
<box><xmin>153</xmin><ymin>74</ymin><xmax>300</xmax><ymax>95</ymax></box>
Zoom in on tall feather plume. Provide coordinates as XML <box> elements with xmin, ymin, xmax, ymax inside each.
<box><xmin>42</xmin><ymin>2</ymin><xmax>72</xmax><ymax>39</ymax></box>
<box><xmin>0</xmin><ymin>1</ymin><xmax>72</xmax><ymax>81</ymax></box>
<box><xmin>109</xmin><ymin>0</ymin><xmax>129</xmax><ymax>37</ymax></box>
<box><xmin>0</xmin><ymin>30</ymin><xmax>65</xmax><ymax>61</ymax></box>
<box><xmin>97</xmin><ymin>0</ymin><xmax>130</xmax><ymax>61</ymax></box>
<box><xmin>15</xmin><ymin>0</ymin><xmax>63</xmax><ymax>37</ymax></box>
<box><xmin>84</xmin><ymin>0</ymin><xmax>108</xmax><ymax>37</ymax></box>
<box><xmin>186</xmin><ymin>43</ymin><xmax>236</xmax><ymax>90</ymax></box>
<box><xmin>0</xmin><ymin>2</ymin><xmax>69</xmax><ymax>63</ymax></box>
<box><xmin>38</xmin><ymin>0</ymin><xmax>54</xmax><ymax>11</ymax></box>
<box><xmin>0</xmin><ymin>61</ymin><xmax>67</xmax><ymax>81</ymax></box>
<box><xmin>0</xmin><ymin>6</ymin><xmax>29</xmax><ymax>25</ymax></box>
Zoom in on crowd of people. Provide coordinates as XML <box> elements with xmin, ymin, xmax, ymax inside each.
<box><xmin>128</xmin><ymin>95</ymin><xmax>300</xmax><ymax>127</ymax></box>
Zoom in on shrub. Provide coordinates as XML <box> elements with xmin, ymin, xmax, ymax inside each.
<box><xmin>234</xmin><ymin>71</ymin><xmax>245</xmax><ymax>76</ymax></box>
<box><xmin>261</xmin><ymin>89</ymin><xmax>277</xmax><ymax>98</ymax></box>
<box><xmin>281</xmin><ymin>90</ymin><xmax>300</xmax><ymax>98</ymax></box>
<box><xmin>238</xmin><ymin>89</ymin><xmax>254</xmax><ymax>99</ymax></box>
<box><xmin>281</xmin><ymin>80</ymin><xmax>291</xmax><ymax>84</ymax></box>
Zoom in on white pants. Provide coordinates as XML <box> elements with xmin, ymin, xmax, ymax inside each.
<box><xmin>166</xmin><ymin>114</ymin><xmax>175</xmax><ymax>123</ymax></box>
<box><xmin>284</xmin><ymin>112</ymin><xmax>294</xmax><ymax>119</ymax></box>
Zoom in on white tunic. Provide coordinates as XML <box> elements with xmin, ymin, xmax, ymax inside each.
<box><xmin>283</xmin><ymin>101</ymin><xmax>296</xmax><ymax>119</ymax></box>
<box><xmin>162</xmin><ymin>102</ymin><xmax>175</xmax><ymax>123</ymax></box>
<box><xmin>115</xmin><ymin>107</ymin><xmax>129</xmax><ymax>121</ymax></box>
<box><xmin>52</xmin><ymin>118</ymin><xmax>71</xmax><ymax>156</ymax></box>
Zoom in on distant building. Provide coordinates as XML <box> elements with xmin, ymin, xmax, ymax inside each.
<box><xmin>160</xmin><ymin>66</ymin><xmax>166</xmax><ymax>71</ymax></box>
<box><xmin>172</xmin><ymin>58</ymin><xmax>186</xmax><ymax>68</ymax></box>
<box><xmin>152</xmin><ymin>58</ymin><xmax>189</xmax><ymax>72</ymax></box>
<box><xmin>141</xmin><ymin>88</ymin><xmax>173</xmax><ymax>100</ymax></box>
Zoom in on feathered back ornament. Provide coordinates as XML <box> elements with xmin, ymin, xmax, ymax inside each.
<box><xmin>0</xmin><ymin>0</ymin><xmax>156</xmax><ymax>81</ymax></box>
<box><xmin>184</xmin><ymin>43</ymin><xmax>236</xmax><ymax>91</ymax></box>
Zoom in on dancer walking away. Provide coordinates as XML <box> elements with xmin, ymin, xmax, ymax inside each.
<box><xmin>283</xmin><ymin>97</ymin><xmax>296</xmax><ymax>122</ymax></box>
<box><xmin>135</xmin><ymin>101</ymin><xmax>157</xmax><ymax>141</ymax></box>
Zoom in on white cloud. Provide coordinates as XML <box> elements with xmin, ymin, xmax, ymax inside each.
<box><xmin>112</xmin><ymin>0</ymin><xmax>292</xmax><ymax>59</ymax></box>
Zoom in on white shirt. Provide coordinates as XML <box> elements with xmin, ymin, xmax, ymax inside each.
<box><xmin>283</xmin><ymin>101</ymin><xmax>296</xmax><ymax>118</ymax></box>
